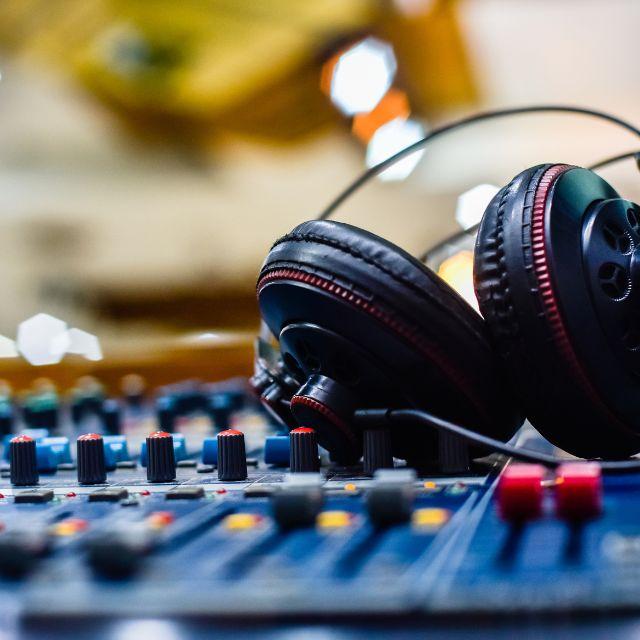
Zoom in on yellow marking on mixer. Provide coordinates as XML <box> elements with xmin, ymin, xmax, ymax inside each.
<box><xmin>317</xmin><ymin>510</ymin><xmax>353</xmax><ymax>529</ymax></box>
<box><xmin>51</xmin><ymin>518</ymin><xmax>88</xmax><ymax>537</ymax></box>
<box><xmin>412</xmin><ymin>508</ymin><xmax>450</xmax><ymax>530</ymax></box>
<box><xmin>224</xmin><ymin>513</ymin><xmax>263</xmax><ymax>531</ymax></box>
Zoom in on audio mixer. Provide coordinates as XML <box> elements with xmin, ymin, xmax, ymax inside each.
<box><xmin>0</xmin><ymin>374</ymin><xmax>639</xmax><ymax>638</ymax></box>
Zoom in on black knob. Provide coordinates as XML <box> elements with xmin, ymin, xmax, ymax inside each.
<box><xmin>77</xmin><ymin>433</ymin><xmax>107</xmax><ymax>485</ymax></box>
<box><xmin>290</xmin><ymin>427</ymin><xmax>320</xmax><ymax>473</ymax></box>
<box><xmin>217</xmin><ymin>429</ymin><xmax>247</xmax><ymax>481</ymax></box>
<box><xmin>0</xmin><ymin>405</ymin><xmax>13</xmax><ymax>437</ymax></box>
<box><xmin>290</xmin><ymin>375</ymin><xmax>360</xmax><ymax>465</ymax></box>
<box><xmin>363</xmin><ymin>428</ymin><xmax>393</xmax><ymax>476</ymax></box>
<box><xmin>10</xmin><ymin>435</ymin><xmax>39</xmax><ymax>486</ymax></box>
<box><xmin>155</xmin><ymin>398</ymin><xmax>176</xmax><ymax>434</ymax></box>
<box><xmin>146</xmin><ymin>431</ymin><xmax>176</xmax><ymax>483</ymax></box>
<box><xmin>101</xmin><ymin>400</ymin><xmax>121</xmax><ymax>436</ymax></box>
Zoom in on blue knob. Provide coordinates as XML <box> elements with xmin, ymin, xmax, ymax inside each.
<box><xmin>201</xmin><ymin>437</ymin><xmax>218</xmax><ymax>465</ymax></box>
<box><xmin>103</xmin><ymin>435</ymin><xmax>130</xmax><ymax>470</ymax></box>
<box><xmin>264</xmin><ymin>434</ymin><xmax>290</xmax><ymax>466</ymax></box>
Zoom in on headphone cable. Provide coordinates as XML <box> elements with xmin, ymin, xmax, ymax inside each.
<box><xmin>317</xmin><ymin>105</ymin><xmax>640</xmax><ymax>221</ymax></box>
<box><xmin>354</xmin><ymin>408</ymin><xmax>640</xmax><ymax>473</ymax></box>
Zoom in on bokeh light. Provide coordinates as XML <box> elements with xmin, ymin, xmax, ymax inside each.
<box><xmin>437</xmin><ymin>250</ymin><xmax>478</xmax><ymax>310</ymax></box>
<box><xmin>365</xmin><ymin>117</ymin><xmax>426</xmax><ymax>181</ymax></box>
<box><xmin>329</xmin><ymin>37</ymin><xmax>397</xmax><ymax>116</ymax></box>
<box><xmin>455</xmin><ymin>184</ymin><xmax>500</xmax><ymax>230</ymax></box>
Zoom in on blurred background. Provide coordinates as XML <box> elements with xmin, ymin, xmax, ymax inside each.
<box><xmin>0</xmin><ymin>0</ymin><xmax>638</xmax><ymax>387</ymax></box>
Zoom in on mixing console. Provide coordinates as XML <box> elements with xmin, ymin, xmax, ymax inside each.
<box><xmin>0</xmin><ymin>375</ymin><xmax>639</xmax><ymax>638</ymax></box>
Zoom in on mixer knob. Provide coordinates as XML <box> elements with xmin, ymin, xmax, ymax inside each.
<box><xmin>289</xmin><ymin>427</ymin><xmax>320</xmax><ymax>473</ymax></box>
<box><xmin>207</xmin><ymin>394</ymin><xmax>234</xmax><ymax>431</ymax></box>
<box><xmin>363</xmin><ymin>428</ymin><xmax>393</xmax><ymax>476</ymax></box>
<box><xmin>101</xmin><ymin>400</ymin><xmax>122</xmax><ymax>436</ymax></box>
<box><xmin>155</xmin><ymin>397</ymin><xmax>176</xmax><ymax>433</ymax></box>
<box><xmin>77</xmin><ymin>434</ymin><xmax>107</xmax><ymax>485</ymax></box>
<box><xmin>0</xmin><ymin>404</ymin><xmax>14</xmax><ymax>438</ymax></box>
<box><xmin>146</xmin><ymin>432</ymin><xmax>176</xmax><ymax>483</ymax></box>
<box><xmin>10</xmin><ymin>435</ymin><xmax>39</xmax><ymax>486</ymax></box>
<box><xmin>217</xmin><ymin>429</ymin><xmax>247</xmax><ymax>481</ymax></box>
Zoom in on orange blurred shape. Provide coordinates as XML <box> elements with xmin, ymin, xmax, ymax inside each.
<box><xmin>320</xmin><ymin>50</ymin><xmax>345</xmax><ymax>97</ymax></box>
<box><xmin>352</xmin><ymin>88</ymin><xmax>410</xmax><ymax>142</ymax></box>
<box><xmin>147</xmin><ymin>511</ymin><xmax>175</xmax><ymax>529</ymax></box>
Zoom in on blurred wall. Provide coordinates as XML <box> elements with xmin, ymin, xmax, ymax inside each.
<box><xmin>0</xmin><ymin>0</ymin><xmax>638</xmax><ymax>336</ymax></box>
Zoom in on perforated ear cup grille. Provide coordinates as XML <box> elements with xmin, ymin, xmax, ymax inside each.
<box><xmin>474</xmin><ymin>164</ymin><xmax>640</xmax><ymax>458</ymax></box>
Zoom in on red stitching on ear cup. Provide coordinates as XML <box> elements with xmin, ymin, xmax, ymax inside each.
<box><xmin>475</xmin><ymin>164</ymin><xmax>639</xmax><ymax>457</ymax></box>
<box><xmin>259</xmin><ymin>221</ymin><xmax>523</xmax><ymax>443</ymax></box>
<box><xmin>530</xmin><ymin>165</ymin><xmax>598</xmax><ymax>397</ymax></box>
<box><xmin>258</xmin><ymin>267</ymin><xmax>488</xmax><ymax>421</ymax></box>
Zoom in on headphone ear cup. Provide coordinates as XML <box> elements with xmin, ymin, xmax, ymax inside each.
<box><xmin>474</xmin><ymin>164</ymin><xmax>640</xmax><ymax>458</ymax></box>
<box><xmin>258</xmin><ymin>219</ymin><xmax>523</xmax><ymax>464</ymax></box>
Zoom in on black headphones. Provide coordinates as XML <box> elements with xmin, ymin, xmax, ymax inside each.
<box><xmin>251</xmin><ymin>105</ymin><xmax>640</xmax><ymax>473</ymax></box>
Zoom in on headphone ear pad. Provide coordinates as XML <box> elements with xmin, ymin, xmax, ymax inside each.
<box><xmin>474</xmin><ymin>164</ymin><xmax>640</xmax><ymax>458</ymax></box>
<box><xmin>258</xmin><ymin>219</ymin><xmax>523</xmax><ymax>463</ymax></box>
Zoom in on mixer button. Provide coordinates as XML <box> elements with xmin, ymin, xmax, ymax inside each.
<box><xmin>77</xmin><ymin>433</ymin><xmax>107</xmax><ymax>485</ymax></box>
<box><xmin>217</xmin><ymin>429</ymin><xmax>247</xmax><ymax>481</ymax></box>
<box><xmin>165</xmin><ymin>486</ymin><xmax>204</xmax><ymax>500</ymax></box>
<box><xmin>497</xmin><ymin>464</ymin><xmax>545</xmax><ymax>521</ymax></box>
<box><xmin>366</xmin><ymin>469</ymin><xmax>416</xmax><ymax>527</ymax></box>
<box><xmin>88</xmin><ymin>487</ymin><xmax>129</xmax><ymax>502</ymax></box>
<box><xmin>0</xmin><ymin>529</ymin><xmax>49</xmax><ymax>576</ymax></box>
<box><xmin>14</xmin><ymin>488</ymin><xmax>53</xmax><ymax>504</ymax></box>
<box><xmin>290</xmin><ymin>427</ymin><xmax>320</xmax><ymax>473</ymax></box>
<box><xmin>146</xmin><ymin>431</ymin><xmax>177</xmax><ymax>483</ymax></box>
<box><xmin>10</xmin><ymin>435</ymin><xmax>39</xmax><ymax>486</ymax></box>
<box><xmin>271</xmin><ymin>474</ymin><xmax>323</xmax><ymax>529</ymax></box>
<box><xmin>555</xmin><ymin>462</ymin><xmax>602</xmax><ymax>520</ymax></box>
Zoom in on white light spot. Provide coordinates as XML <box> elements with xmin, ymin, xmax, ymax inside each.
<box><xmin>66</xmin><ymin>328</ymin><xmax>103</xmax><ymax>361</ymax></box>
<box><xmin>330</xmin><ymin>37</ymin><xmax>397</xmax><ymax>116</ymax></box>
<box><xmin>0</xmin><ymin>336</ymin><xmax>17</xmax><ymax>358</ymax></box>
<box><xmin>16</xmin><ymin>313</ymin><xmax>69</xmax><ymax>366</ymax></box>
<box><xmin>365</xmin><ymin>117</ymin><xmax>426</xmax><ymax>181</ymax></box>
<box><xmin>455</xmin><ymin>184</ymin><xmax>500</xmax><ymax>230</ymax></box>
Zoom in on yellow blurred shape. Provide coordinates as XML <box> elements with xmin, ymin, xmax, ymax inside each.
<box><xmin>344</xmin><ymin>482</ymin><xmax>358</xmax><ymax>492</ymax></box>
<box><xmin>352</xmin><ymin>88</ymin><xmax>410</xmax><ymax>142</ymax></box>
<box><xmin>412</xmin><ymin>508</ymin><xmax>450</xmax><ymax>529</ymax></box>
<box><xmin>437</xmin><ymin>251</ymin><xmax>477</xmax><ymax>310</ymax></box>
<box><xmin>423</xmin><ymin>481</ymin><xmax>437</xmax><ymax>490</ymax></box>
<box><xmin>224</xmin><ymin>513</ymin><xmax>263</xmax><ymax>531</ymax></box>
<box><xmin>317</xmin><ymin>510</ymin><xmax>353</xmax><ymax>529</ymax></box>
<box><xmin>51</xmin><ymin>518</ymin><xmax>89</xmax><ymax>537</ymax></box>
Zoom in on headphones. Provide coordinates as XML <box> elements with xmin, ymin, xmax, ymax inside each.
<box><xmin>251</xmin><ymin>105</ymin><xmax>640</xmax><ymax>473</ymax></box>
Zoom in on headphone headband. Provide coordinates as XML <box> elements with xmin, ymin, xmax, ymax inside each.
<box><xmin>317</xmin><ymin>105</ymin><xmax>640</xmax><ymax>222</ymax></box>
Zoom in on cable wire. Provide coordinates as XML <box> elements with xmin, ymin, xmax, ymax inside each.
<box><xmin>317</xmin><ymin>105</ymin><xmax>640</xmax><ymax>221</ymax></box>
<box><xmin>416</xmin><ymin>149</ymin><xmax>640</xmax><ymax>263</ymax></box>
<box><xmin>354</xmin><ymin>408</ymin><xmax>640</xmax><ymax>473</ymax></box>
